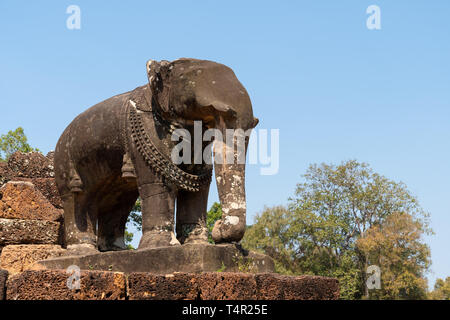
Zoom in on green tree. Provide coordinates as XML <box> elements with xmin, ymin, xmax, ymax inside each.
<box><xmin>357</xmin><ymin>212</ymin><xmax>431</xmax><ymax>299</ymax></box>
<box><xmin>242</xmin><ymin>205</ymin><xmax>362</xmax><ymax>299</ymax></box>
<box><xmin>0</xmin><ymin>127</ymin><xmax>39</xmax><ymax>161</ymax></box>
<box><xmin>242</xmin><ymin>160</ymin><xmax>432</xmax><ymax>300</ymax></box>
<box><xmin>429</xmin><ymin>277</ymin><xmax>450</xmax><ymax>300</ymax></box>
<box><xmin>124</xmin><ymin>230</ymin><xmax>135</xmax><ymax>250</ymax></box>
<box><xmin>127</xmin><ymin>198</ymin><xmax>142</xmax><ymax>231</ymax></box>
<box><xmin>124</xmin><ymin>198</ymin><xmax>142</xmax><ymax>249</ymax></box>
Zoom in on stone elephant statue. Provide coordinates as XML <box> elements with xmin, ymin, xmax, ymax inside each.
<box><xmin>54</xmin><ymin>58</ymin><xmax>258</xmax><ymax>254</ymax></box>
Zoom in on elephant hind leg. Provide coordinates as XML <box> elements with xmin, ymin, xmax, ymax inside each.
<box><xmin>97</xmin><ymin>189</ymin><xmax>138</xmax><ymax>251</ymax></box>
<box><xmin>62</xmin><ymin>192</ymin><xmax>99</xmax><ymax>254</ymax></box>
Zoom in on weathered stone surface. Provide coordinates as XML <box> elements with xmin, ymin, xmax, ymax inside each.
<box><xmin>255</xmin><ymin>273</ymin><xmax>340</xmax><ymax>300</ymax></box>
<box><xmin>31</xmin><ymin>243</ymin><xmax>274</xmax><ymax>274</ymax></box>
<box><xmin>0</xmin><ymin>162</ymin><xmax>12</xmax><ymax>186</ymax></box>
<box><xmin>127</xmin><ymin>273</ymin><xmax>199</xmax><ymax>300</ymax></box>
<box><xmin>13</xmin><ymin>178</ymin><xmax>62</xmax><ymax>209</ymax></box>
<box><xmin>127</xmin><ymin>272</ymin><xmax>339</xmax><ymax>300</ymax></box>
<box><xmin>0</xmin><ymin>152</ymin><xmax>60</xmax><ymax>208</ymax></box>
<box><xmin>0</xmin><ymin>269</ymin><xmax>7</xmax><ymax>300</ymax></box>
<box><xmin>6</xmin><ymin>270</ymin><xmax>126</xmax><ymax>300</ymax></box>
<box><xmin>0</xmin><ymin>245</ymin><xmax>67</xmax><ymax>275</ymax></box>
<box><xmin>196</xmin><ymin>272</ymin><xmax>258</xmax><ymax>300</ymax></box>
<box><xmin>2</xmin><ymin>270</ymin><xmax>339</xmax><ymax>300</ymax></box>
<box><xmin>6</xmin><ymin>152</ymin><xmax>54</xmax><ymax>179</ymax></box>
<box><xmin>0</xmin><ymin>181</ymin><xmax>62</xmax><ymax>221</ymax></box>
<box><xmin>0</xmin><ymin>218</ymin><xmax>62</xmax><ymax>246</ymax></box>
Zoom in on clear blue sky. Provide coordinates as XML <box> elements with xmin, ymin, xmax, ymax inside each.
<box><xmin>1</xmin><ymin>1</ymin><xmax>449</xmax><ymax>288</ymax></box>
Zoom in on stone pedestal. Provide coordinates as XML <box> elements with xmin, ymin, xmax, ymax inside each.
<box><xmin>31</xmin><ymin>243</ymin><xmax>275</xmax><ymax>274</ymax></box>
<box><xmin>5</xmin><ymin>270</ymin><xmax>339</xmax><ymax>300</ymax></box>
<box><xmin>20</xmin><ymin>244</ymin><xmax>340</xmax><ymax>300</ymax></box>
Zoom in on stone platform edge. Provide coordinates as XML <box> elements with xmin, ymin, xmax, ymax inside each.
<box><xmin>30</xmin><ymin>243</ymin><xmax>276</xmax><ymax>274</ymax></box>
<box><xmin>1</xmin><ymin>269</ymin><xmax>339</xmax><ymax>300</ymax></box>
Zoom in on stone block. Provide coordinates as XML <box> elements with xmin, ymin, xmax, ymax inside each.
<box><xmin>196</xmin><ymin>272</ymin><xmax>257</xmax><ymax>300</ymax></box>
<box><xmin>0</xmin><ymin>162</ymin><xmax>11</xmax><ymax>186</ymax></box>
<box><xmin>0</xmin><ymin>181</ymin><xmax>62</xmax><ymax>221</ymax></box>
<box><xmin>0</xmin><ymin>218</ymin><xmax>62</xmax><ymax>246</ymax></box>
<box><xmin>126</xmin><ymin>272</ymin><xmax>339</xmax><ymax>300</ymax></box>
<box><xmin>6</xmin><ymin>152</ymin><xmax>54</xmax><ymax>179</ymax></box>
<box><xmin>0</xmin><ymin>245</ymin><xmax>67</xmax><ymax>275</ymax></box>
<box><xmin>127</xmin><ymin>272</ymin><xmax>198</xmax><ymax>300</ymax></box>
<box><xmin>254</xmin><ymin>273</ymin><xmax>340</xmax><ymax>300</ymax></box>
<box><xmin>14</xmin><ymin>178</ymin><xmax>62</xmax><ymax>209</ymax></box>
<box><xmin>6</xmin><ymin>270</ymin><xmax>126</xmax><ymax>300</ymax></box>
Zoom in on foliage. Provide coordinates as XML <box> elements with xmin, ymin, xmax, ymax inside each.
<box><xmin>0</xmin><ymin>127</ymin><xmax>39</xmax><ymax>161</ymax></box>
<box><xmin>216</xmin><ymin>262</ymin><xmax>226</xmax><ymax>272</ymax></box>
<box><xmin>357</xmin><ymin>212</ymin><xmax>430</xmax><ymax>299</ymax></box>
<box><xmin>241</xmin><ymin>206</ymin><xmax>296</xmax><ymax>274</ymax></box>
<box><xmin>127</xmin><ymin>198</ymin><xmax>142</xmax><ymax>231</ymax></box>
<box><xmin>242</xmin><ymin>160</ymin><xmax>432</xmax><ymax>300</ymax></box>
<box><xmin>124</xmin><ymin>198</ymin><xmax>142</xmax><ymax>248</ymax></box>
<box><xmin>207</xmin><ymin>202</ymin><xmax>223</xmax><ymax>243</ymax></box>
<box><xmin>234</xmin><ymin>255</ymin><xmax>257</xmax><ymax>273</ymax></box>
<box><xmin>428</xmin><ymin>277</ymin><xmax>450</xmax><ymax>300</ymax></box>
<box><xmin>124</xmin><ymin>230</ymin><xmax>135</xmax><ymax>250</ymax></box>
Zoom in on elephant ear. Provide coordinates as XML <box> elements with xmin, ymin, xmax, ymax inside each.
<box><xmin>146</xmin><ymin>59</ymin><xmax>172</xmax><ymax>114</ymax></box>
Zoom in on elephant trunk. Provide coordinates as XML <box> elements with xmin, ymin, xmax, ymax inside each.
<box><xmin>211</xmin><ymin>131</ymin><xmax>248</xmax><ymax>243</ymax></box>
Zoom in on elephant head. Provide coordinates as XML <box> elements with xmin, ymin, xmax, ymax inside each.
<box><xmin>146</xmin><ymin>58</ymin><xmax>258</xmax><ymax>243</ymax></box>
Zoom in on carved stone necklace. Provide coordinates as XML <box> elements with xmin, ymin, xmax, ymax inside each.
<box><xmin>128</xmin><ymin>101</ymin><xmax>212</xmax><ymax>192</ymax></box>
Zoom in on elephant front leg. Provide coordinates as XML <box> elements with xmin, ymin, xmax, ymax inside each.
<box><xmin>138</xmin><ymin>183</ymin><xmax>180</xmax><ymax>249</ymax></box>
<box><xmin>176</xmin><ymin>185</ymin><xmax>210</xmax><ymax>244</ymax></box>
